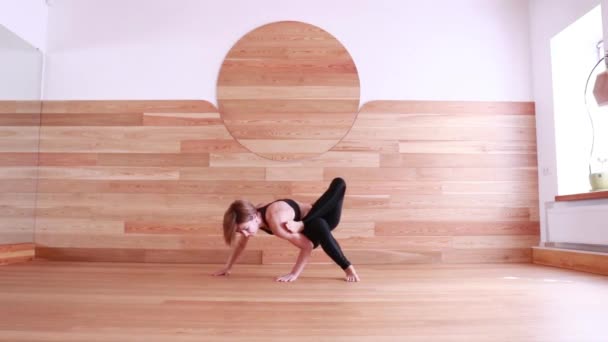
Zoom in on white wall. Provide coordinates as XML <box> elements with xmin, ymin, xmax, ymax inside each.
<box><xmin>528</xmin><ymin>0</ymin><xmax>602</xmax><ymax>243</ymax></box>
<box><xmin>43</xmin><ymin>0</ymin><xmax>533</xmax><ymax>103</ymax></box>
<box><xmin>0</xmin><ymin>26</ymin><xmax>43</xmax><ymax>100</ymax></box>
<box><xmin>0</xmin><ymin>0</ymin><xmax>48</xmax><ymax>51</ymax></box>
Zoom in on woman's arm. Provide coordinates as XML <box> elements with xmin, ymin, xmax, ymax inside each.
<box><xmin>269</xmin><ymin>217</ymin><xmax>312</xmax><ymax>250</ymax></box>
<box><xmin>266</xmin><ymin>203</ymin><xmax>315</xmax><ymax>281</ymax></box>
<box><xmin>276</xmin><ymin>242</ymin><xmax>313</xmax><ymax>282</ymax></box>
<box><xmin>212</xmin><ymin>233</ymin><xmax>249</xmax><ymax>276</ymax></box>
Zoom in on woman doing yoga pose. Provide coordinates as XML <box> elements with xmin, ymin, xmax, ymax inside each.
<box><xmin>213</xmin><ymin>177</ymin><xmax>359</xmax><ymax>282</ymax></box>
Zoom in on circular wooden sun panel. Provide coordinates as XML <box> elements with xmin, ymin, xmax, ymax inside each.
<box><xmin>217</xmin><ymin>21</ymin><xmax>360</xmax><ymax>161</ymax></box>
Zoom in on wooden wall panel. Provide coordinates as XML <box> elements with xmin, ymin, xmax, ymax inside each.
<box><xmin>34</xmin><ymin>100</ymin><xmax>539</xmax><ymax>265</ymax></box>
<box><xmin>0</xmin><ymin>101</ymin><xmax>40</xmax><ymax>246</ymax></box>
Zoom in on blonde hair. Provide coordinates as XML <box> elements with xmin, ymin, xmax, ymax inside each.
<box><xmin>223</xmin><ymin>200</ymin><xmax>257</xmax><ymax>245</ymax></box>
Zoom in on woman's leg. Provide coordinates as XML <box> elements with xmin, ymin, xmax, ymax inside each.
<box><xmin>302</xmin><ymin>217</ymin><xmax>351</xmax><ymax>270</ymax></box>
<box><xmin>303</xmin><ymin>177</ymin><xmax>346</xmax><ymax>229</ymax></box>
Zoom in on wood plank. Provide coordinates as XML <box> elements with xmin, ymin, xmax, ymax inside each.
<box><xmin>33</xmin><ymin>188</ymin><xmax>239</xmax><ymax>209</ymax></box>
<box><xmin>221</xmin><ymin>123</ymin><xmax>349</xmax><ymax>139</ymax></box>
<box><xmin>555</xmin><ymin>190</ymin><xmax>608</xmax><ymax>201</ymax></box>
<box><xmin>388</xmin><ymin>194</ymin><xmax>539</xmax><ymax>208</ymax></box>
<box><xmin>35</xmin><ymin>233</ymin><xmax>224</xmax><ymax>250</ymax></box>
<box><xmin>346</xmin><ymin>126</ymin><xmax>537</xmax><ymax>141</ymax></box>
<box><xmin>219</xmin><ymin>100</ymin><xmax>357</xmax><ymax>115</ymax></box>
<box><xmin>324</xmin><ymin>167</ymin><xmax>538</xmax><ymax>182</ymax></box>
<box><xmin>39</xmin><ymin>153</ymin><xmax>99</xmax><ymax>166</ymax></box>
<box><xmin>97</xmin><ymin>153</ymin><xmax>209</xmax><ymax>167</ymax></box>
<box><xmin>359</xmin><ymin>100</ymin><xmax>535</xmax><ymax>115</ymax></box>
<box><xmin>36</xmin><ymin>179</ymin><xmax>292</xmax><ymax>195</ymax></box>
<box><xmin>265</xmin><ymin>167</ymin><xmax>324</xmax><ymax>181</ymax></box>
<box><xmin>376</xmin><ymin>221</ymin><xmax>540</xmax><ymax>236</ymax></box>
<box><xmin>0</xmin><ymin>167</ymin><xmax>38</xmax><ymax>179</ymax></box>
<box><xmin>262</xmin><ymin>248</ymin><xmax>333</xmax><ymax>264</ymax></box>
<box><xmin>0</xmin><ymin>218</ymin><xmax>36</xmax><ymax>240</ymax></box>
<box><xmin>180</xmin><ymin>167</ymin><xmax>266</xmax><ymax>180</ymax></box>
<box><xmin>218</xmin><ymin>86</ymin><xmax>359</xmax><ymax>100</ymax></box>
<box><xmin>0</xmin><ymin>127</ymin><xmax>40</xmax><ymax>152</ymax></box>
<box><xmin>0</xmin><ymin>243</ymin><xmax>36</xmax><ymax>253</ymax></box>
<box><xmin>291</xmin><ymin>180</ymin><xmax>538</xmax><ymax>196</ymax></box>
<box><xmin>143</xmin><ymin>112</ymin><xmax>222</xmax><ymax>126</ymax></box>
<box><xmin>0</xmin><ymin>113</ymin><xmax>40</xmax><ymax>126</ymax></box>
<box><xmin>0</xmin><ymin>153</ymin><xmax>38</xmax><ymax>166</ymax></box>
<box><xmin>440</xmin><ymin>181</ymin><xmax>538</xmax><ymax>194</ymax></box>
<box><xmin>38</xmin><ymin>153</ymin><xmax>211</xmax><ymax>167</ymax></box>
<box><xmin>15</xmin><ymin>101</ymin><xmax>42</xmax><ymax>113</ymax></box>
<box><xmin>355</xmin><ymin>113</ymin><xmax>536</xmax><ymax>127</ymax></box>
<box><xmin>41</xmin><ymin>113</ymin><xmax>143</xmax><ymax>126</ymax></box>
<box><xmin>443</xmin><ymin>248</ymin><xmax>532</xmax><ymax>263</ymax></box>
<box><xmin>262</xmin><ymin>247</ymin><xmax>442</xmax><ymax>265</ymax></box>
<box><xmin>0</xmin><ymin>205</ymin><xmax>35</xmax><ymax>218</ymax></box>
<box><xmin>0</xmin><ymin>179</ymin><xmax>37</xmax><ymax>192</ymax></box>
<box><xmin>210</xmin><ymin>152</ymin><xmax>379</xmax><ymax>167</ymax></box>
<box><xmin>37</xmin><ymin>167</ymin><xmax>181</xmax><ymax>180</ymax></box>
<box><xmin>0</xmin><ymin>192</ymin><xmax>37</xmax><ymax>206</ymax></box>
<box><xmin>336</xmin><ymin>236</ymin><xmax>452</xmax><ymax>250</ymax></box>
<box><xmin>532</xmin><ymin>247</ymin><xmax>608</xmax><ymax>276</ymax></box>
<box><xmin>339</xmin><ymin>208</ymin><xmax>532</xmax><ymax>222</ymax></box>
<box><xmin>290</xmin><ymin>180</ymin><xmax>443</xmax><ymax>196</ymax></box>
<box><xmin>238</xmin><ymin>139</ymin><xmax>339</xmax><ymax>154</ymax></box>
<box><xmin>0</xmin><ymin>243</ymin><xmax>35</xmax><ymax>265</ymax></box>
<box><xmin>0</xmin><ymin>101</ymin><xmax>17</xmax><ymax>113</ymax></box>
<box><xmin>452</xmin><ymin>235</ymin><xmax>540</xmax><ymax>249</ymax></box>
<box><xmin>331</xmin><ymin>139</ymin><xmax>400</xmax><ymax>153</ymax></box>
<box><xmin>380</xmin><ymin>153</ymin><xmax>538</xmax><ymax>168</ymax></box>
<box><xmin>36</xmin><ymin>219</ymin><xmax>125</xmax><ymax>234</ymax></box>
<box><xmin>398</xmin><ymin>140</ymin><xmax>536</xmax><ymax>154</ymax></box>
<box><xmin>42</xmin><ymin>100</ymin><xmax>216</xmax><ymax>113</ymax></box>
<box><xmin>350</xmin><ymin>113</ymin><xmax>534</xmax><ymax>126</ymax></box>
<box><xmin>348</xmin><ymin>249</ymin><xmax>442</xmax><ymax>264</ymax></box>
<box><xmin>125</xmin><ymin>221</ymin><xmax>221</xmax><ymax>235</ymax></box>
<box><xmin>331</xmin><ymin>222</ymin><xmax>376</xmax><ymax>238</ymax></box>
<box><xmin>39</xmin><ymin>126</ymin><xmax>231</xmax><ymax>153</ymax></box>
<box><xmin>180</xmin><ymin>139</ymin><xmax>249</xmax><ymax>153</ymax></box>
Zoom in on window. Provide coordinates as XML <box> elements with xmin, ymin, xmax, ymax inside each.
<box><xmin>551</xmin><ymin>5</ymin><xmax>604</xmax><ymax>195</ymax></box>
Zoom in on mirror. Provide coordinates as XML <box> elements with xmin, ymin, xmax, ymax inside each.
<box><xmin>0</xmin><ymin>24</ymin><xmax>43</xmax><ymax>245</ymax></box>
<box><xmin>217</xmin><ymin>21</ymin><xmax>360</xmax><ymax>161</ymax></box>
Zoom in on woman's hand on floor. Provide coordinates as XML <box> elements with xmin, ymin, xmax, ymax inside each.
<box><xmin>276</xmin><ymin>272</ymin><xmax>299</xmax><ymax>282</ymax></box>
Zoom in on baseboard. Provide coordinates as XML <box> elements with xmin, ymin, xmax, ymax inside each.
<box><xmin>532</xmin><ymin>246</ymin><xmax>608</xmax><ymax>276</ymax></box>
<box><xmin>0</xmin><ymin>243</ymin><xmax>35</xmax><ymax>265</ymax></box>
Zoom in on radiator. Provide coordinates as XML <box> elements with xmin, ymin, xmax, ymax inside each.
<box><xmin>546</xmin><ymin>199</ymin><xmax>608</xmax><ymax>245</ymax></box>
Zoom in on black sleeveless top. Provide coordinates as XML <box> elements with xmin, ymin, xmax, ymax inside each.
<box><xmin>257</xmin><ymin>199</ymin><xmax>302</xmax><ymax>235</ymax></box>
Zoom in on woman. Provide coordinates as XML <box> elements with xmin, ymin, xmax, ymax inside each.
<box><xmin>212</xmin><ymin>177</ymin><xmax>360</xmax><ymax>282</ymax></box>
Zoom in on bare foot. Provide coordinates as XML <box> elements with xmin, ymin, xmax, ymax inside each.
<box><xmin>344</xmin><ymin>265</ymin><xmax>360</xmax><ymax>282</ymax></box>
<box><xmin>285</xmin><ymin>220</ymin><xmax>305</xmax><ymax>233</ymax></box>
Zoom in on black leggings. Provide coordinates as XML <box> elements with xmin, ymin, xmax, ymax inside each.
<box><xmin>301</xmin><ymin>177</ymin><xmax>351</xmax><ymax>270</ymax></box>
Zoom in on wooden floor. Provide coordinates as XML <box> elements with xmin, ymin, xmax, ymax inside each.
<box><xmin>1</xmin><ymin>262</ymin><xmax>607</xmax><ymax>342</ymax></box>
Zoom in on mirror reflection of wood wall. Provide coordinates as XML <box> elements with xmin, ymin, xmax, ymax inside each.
<box><xmin>217</xmin><ymin>21</ymin><xmax>360</xmax><ymax>161</ymax></box>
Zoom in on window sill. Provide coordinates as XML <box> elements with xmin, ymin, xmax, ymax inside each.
<box><xmin>555</xmin><ymin>190</ymin><xmax>608</xmax><ymax>202</ymax></box>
